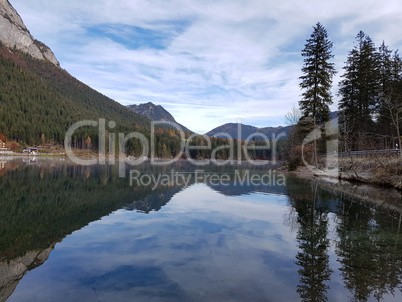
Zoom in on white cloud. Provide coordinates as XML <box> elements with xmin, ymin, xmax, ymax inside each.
<box><xmin>10</xmin><ymin>0</ymin><xmax>402</xmax><ymax>133</ymax></box>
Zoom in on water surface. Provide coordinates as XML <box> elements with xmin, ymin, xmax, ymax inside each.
<box><xmin>1</xmin><ymin>158</ymin><xmax>401</xmax><ymax>302</ymax></box>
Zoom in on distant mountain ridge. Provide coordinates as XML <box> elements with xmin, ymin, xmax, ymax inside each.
<box><xmin>206</xmin><ymin>123</ymin><xmax>291</xmax><ymax>141</ymax></box>
<box><xmin>127</xmin><ymin>102</ymin><xmax>193</xmax><ymax>133</ymax></box>
<box><xmin>206</xmin><ymin>112</ymin><xmax>339</xmax><ymax>141</ymax></box>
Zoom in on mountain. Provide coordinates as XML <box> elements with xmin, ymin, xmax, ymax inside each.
<box><xmin>128</xmin><ymin>102</ymin><xmax>176</xmax><ymax>122</ymax></box>
<box><xmin>329</xmin><ymin>111</ymin><xmax>339</xmax><ymax>120</ymax></box>
<box><xmin>0</xmin><ymin>0</ymin><xmax>159</xmax><ymax>146</ymax></box>
<box><xmin>0</xmin><ymin>44</ymin><xmax>152</xmax><ymax>145</ymax></box>
<box><xmin>0</xmin><ymin>0</ymin><xmax>58</xmax><ymax>66</ymax></box>
<box><xmin>128</xmin><ymin>102</ymin><xmax>193</xmax><ymax>133</ymax></box>
<box><xmin>206</xmin><ymin>112</ymin><xmax>339</xmax><ymax>141</ymax></box>
<box><xmin>206</xmin><ymin>123</ymin><xmax>291</xmax><ymax>141</ymax></box>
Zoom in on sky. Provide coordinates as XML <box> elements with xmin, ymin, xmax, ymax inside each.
<box><xmin>10</xmin><ymin>0</ymin><xmax>402</xmax><ymax>133</ymax></box>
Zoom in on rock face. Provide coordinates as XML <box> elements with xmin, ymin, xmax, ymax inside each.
<box><xmin>128</xmin><ymin>102</ymin><xmax>178</xmax><ymax>123</ymax></box>
<box><xmin>128</xmin><ymin>102</ymin><xmax>193</xmax><ymax>133</ymax></box>
<box><xmin>0</xmin><ymin>0</ymin><xmax>59</xmax><ymax>66</ymax></box>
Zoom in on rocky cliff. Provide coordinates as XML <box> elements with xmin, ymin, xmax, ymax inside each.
<box><xmin>128</xmin><ymin>102</ymin><xmax>193</xmax><ymax>133</ymax></box>
<box><xmin>128</xmin><ymin>102</ymin><xmax>178</xmax><ymax>123</ymax></box>
<box><xmin>0</xmin><ymin>0</ymin><xmax>59</xmax><ymax>66</ymax></box>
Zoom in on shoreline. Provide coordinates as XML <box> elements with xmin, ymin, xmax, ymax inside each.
<box><xmin>285</xmin><ymin>166</ymin><xmax>402</xmax><ymax>210</ymax></box>
<box><xmin>286</xmin><ymin>156</ymin><xmax>402</xmax><ymax>191</ymax></box>
<box><xmin>289</xmin><ymin>166</ymin><xmax>401</xmax><ymax>190</ymax></box>
<box><xmin>2</xmin><ymin>152</ymin><xmax>400</xmax><ymax>191</ymax></box>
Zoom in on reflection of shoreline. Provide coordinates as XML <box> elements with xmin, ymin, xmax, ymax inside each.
<box><xmin>289</xmin><ymin>163</ymin><xmax>402</xmax><ymax>190</ymax></box>
<box><xmin>319</xmin><ymin>181</ymin><xmax>402</xmax><ymax>213</ymax></box>
<box><xmin>285</xmin><ymin>177</ymin><xmax>402</xmax><ymax>301</ymax></box>
<box><xmin>320</xmin><ymin>180</ymin><xmax>402</xmax><ymax>214</ymax></box>
<box><xmin>286</xmin><ymin>170</ymin><xmax>402</xmax><ymax>213</ymax></box>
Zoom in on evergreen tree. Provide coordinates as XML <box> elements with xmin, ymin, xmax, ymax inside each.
<box><xmin>376</xmin><ymin>44</ymin><xmax>402</xmax><ymax>149</ymax></box>
<box><xmin>378</xmin><ymin>41</ymin><xmax>393</xmax><ymax>93</ymax></box>
<box><xmin>299</xmin><ymin>22</ymin><xmax>336</xmax><ymax>165</ymax></box>
<box><xmin>338</xmin><ymin>31</ymin><xmax>380</xmax><ymax>149</ymax></box>
<box><xmin>299</xmin><ymin>22</ymin><xmax>336</xmax><ymax>124</ymax></box>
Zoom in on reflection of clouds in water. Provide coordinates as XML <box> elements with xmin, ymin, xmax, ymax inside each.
<box><xmin>81</xmin><ymin>265</ymin><xmax>185</xmax><ymax>296</ymax></box>
<box><xmin>9</xmin><ymin>184</ymin><xmax>300</xmax><ymax>301</ymax></box>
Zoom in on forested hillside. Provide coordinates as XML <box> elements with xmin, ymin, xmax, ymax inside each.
<box><xmin>0</xmin><ymin>43</ymin><xmax>151</xmax><ymax>146</ymax></box>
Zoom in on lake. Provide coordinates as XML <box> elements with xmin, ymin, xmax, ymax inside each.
<box><xmin>1</xmin><ymin>158</ymin><xmax>402</xmax><ymax>302</ymax></box>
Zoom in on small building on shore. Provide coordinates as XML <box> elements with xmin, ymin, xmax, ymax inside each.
<box><xmin>23</xmin><ymin>147</ymin><xmax>39</xmax><ymax>155</ymax></box>
<box><xmin>0</xmin><ymin>133</ymin><xmax>8</xmax><ymax>152</ymax></box>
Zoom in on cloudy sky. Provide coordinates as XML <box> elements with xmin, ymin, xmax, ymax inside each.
<box><xmin>10</xmin><ymin>0</ymin><xmax>402</xmax><ymax>133</ymax></box>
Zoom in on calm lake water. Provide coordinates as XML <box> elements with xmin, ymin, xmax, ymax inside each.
<box><xmin>1</xmin><ymin>158</ymin><xmax>402</xmax><ymax>302</ymax></box>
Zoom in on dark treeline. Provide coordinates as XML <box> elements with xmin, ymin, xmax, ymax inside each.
<box><xmin>0</xmin><ymin>162</ymin><xmax>184</xmax><ymax>259</ymax></box>
<box><xmin>338</xmin><ymin>31</ymin><xmax>402</xmax><ymax>151</ymax></box>
<box><xmin>111</xmin><ymin>133</ymin><xmax>287</xmax><ymax>161</ymax></box>
<box><xmin>186</xmin><ymin>136</ymin><xmax>287</xmax><ymax>161</ymax></box>
<box><xmin>288</xmin><ymin>23</ymin><xmax>402</xmax><ymax>168</ymax></box>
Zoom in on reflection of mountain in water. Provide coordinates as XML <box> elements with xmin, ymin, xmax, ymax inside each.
<box><xmin>1</xmin><ymin>159</ymin><xmax>402</xmax><ymax>302</ymax></box>
<box><xmin>0</xmin><ymin>246</ymin><xmax>54</xmax><ymax>302</ymax></box>
<box><xmin>207</xmin><ymin>179</ymin><xmax>287</xmax><ymax>196</ymax></box>
<box><xmin>1</xmin><ymin>160</ymin><xmax>270</xmax><ymax>299</ymax></box>
<box><xmin>0</xmin><ymin>160</ymin><xmax>187</xmax><ymax>300</ymax></box>
<box><xmin>124</xmin><ymin>186</ymin><xmax>185</xmax><ymax>213</ymax></box>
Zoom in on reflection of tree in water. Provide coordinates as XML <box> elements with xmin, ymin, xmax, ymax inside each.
<box><xmin>287</xmin><ymin>179</ymin><xmax>333</xmax><ymax>302</ymax></box>
<box><xmin>285</xmin><ymin>176</ymin><xmax>402</xmax><ymax>301</ymax></box>
<box><xmin>0</xmin><ymin>162</ymin><xmax>187</xmax><ymax>301</ymax></box>
<box><xmin>335</xmin><ymin>195</ymin><xmax>402</xmax><ymax>301</ymax></box>
<box><xmin>0</xmin><ymin>163</ymin><xmax>183</xmax><ymax>259</ymax></box>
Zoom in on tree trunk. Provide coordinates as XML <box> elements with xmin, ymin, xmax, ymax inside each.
<box><xmin>313</xmin><ymin>117</ymin><xmax>318</xmax><ymax>167</ymax></box>
<box><xmin>397</xmin><ymin>117</ymin><xmax>401</xmax><ymax>159</ymax></box>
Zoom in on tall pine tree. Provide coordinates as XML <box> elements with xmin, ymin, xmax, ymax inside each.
<box><xmin>299</xmin><ymin>23</ymin><xmax>336</xmax><ymax>165</ymax></box>
<box><xmin>338</xmin><ymin>31</ymin><xmax>380</xmax><ymax>150</ymax></box>
<box><xmin>376</xmin><ymin>43</ymin><xmax>402</xmax><ymax>148</ymax></box>
<box><xmin>299</xmin><ymin>22</ymin><xmax>336</xmax><ymax>124</ymax></box>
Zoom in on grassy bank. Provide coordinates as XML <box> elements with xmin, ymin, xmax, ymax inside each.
<box><xmin>290</xmin><ymin>156</ymin><xmax>401</xmax><ymax>190</ymax></box>
<box><xmin>337</xmin><ymin>157</ymin><xmax>401</xmax><ymax>190</ymax></box>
